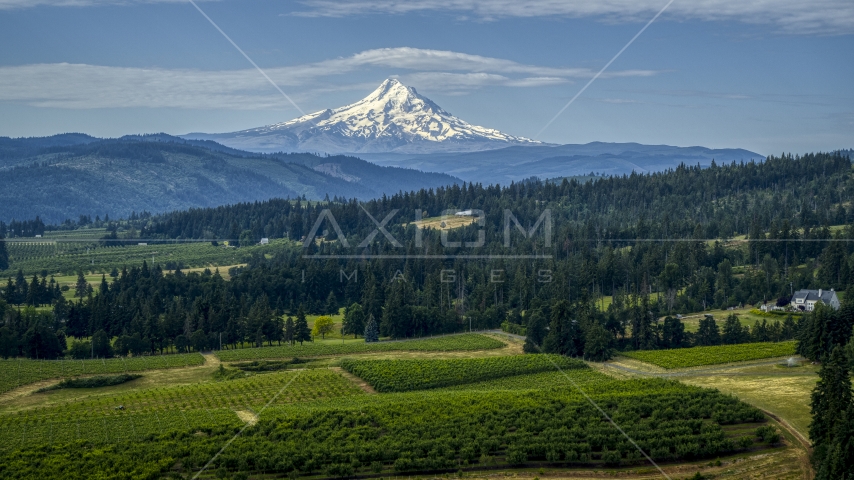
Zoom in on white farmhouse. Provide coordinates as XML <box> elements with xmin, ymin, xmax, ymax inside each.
<box><xmin>455</xmin><ymin>210</ymin><xmax>474</xmax><ymax>216</ymax></box>
<box><xmin>790</xmin><ymin>289</ymin><xmax>841</xmax><ymax>311</ymax></box>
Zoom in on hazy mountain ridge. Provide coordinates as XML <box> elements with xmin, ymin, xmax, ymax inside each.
<box><xmin>358</xmin><ymin>142</ymin><xmax>766</xmax><ymax>184</ymax></box>
<box><xmin>0</xmin><ymin>134</ymin><xmax>460</xmax><ymax>223</ymax></box>
<box><xmin>179</xmin><ymin>79</ymin><xmax>763</xmax><ymax>182</ymax></box>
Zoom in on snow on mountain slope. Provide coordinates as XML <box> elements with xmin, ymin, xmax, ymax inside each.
<box><xmin>184</xmin><ymin>79</ymin><xmax>540</xmax><ymax>154</ymax></box>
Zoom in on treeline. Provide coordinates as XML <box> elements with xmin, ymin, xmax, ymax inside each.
<box><xmin>516</xmin><ymin>293</ymin><xmax>806</xmax><ymax>361</ymax></box>
<box><xmin>0</xmin><ymin>263</ymin><xmax>843</xmax><ymax>362</ymax></box>
<box><xmin>138</xmin><ymin>152</ymin><xmax>851</xmax><ymax>242</ymax></box>
<box><xmin>0</xmin><ymin>218</ymin><xmax>45</xmax><ymax>238</ymax></box>
<box><xmin>133</xmin><ymin>152</ymin><xmax>854</xmax><ymax>314</ymax></box>
<box><xmin>2</xmin><ymin>270</ymin><xmax>64</xmax><ymax>306</ymax></box>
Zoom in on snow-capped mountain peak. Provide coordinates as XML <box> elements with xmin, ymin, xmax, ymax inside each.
<box><xmin>185</xmin><ymin>79</ymin><xmax>539</xmax><ymax>154</ymax></box>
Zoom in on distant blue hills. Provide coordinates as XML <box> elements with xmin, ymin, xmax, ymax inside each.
<box><xmin>0</xmin><ymin>132</ymin><xmax>771</xmax><ymax>223</ymax></box>
<box><xmin>356</xmin><ymin>142</ymin><xmax>765</xmax><ymax>185</ymax></box>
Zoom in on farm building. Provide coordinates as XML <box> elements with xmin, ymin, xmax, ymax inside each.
<box><xmin>790</xmin><ymin>289</ymin><xmax>840</xmax><ymax>311</ymax></box>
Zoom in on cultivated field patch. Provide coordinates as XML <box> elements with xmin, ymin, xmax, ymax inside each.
<box><xmin>340</xmin><ymin>354</ymin><xmax>585</xmax><ymax>392</ymax></box>
<box><xmin>215</xmin><ymin>333</ymin><xmax>506</xmax><ymax>361</ymax></box>
<box><xmin>621</xmin><ymin>341</ymin><xmax>798</xmax><ymax>369</ymax></box>
<box><xmin>0</xmin><ymin>353</ymin><xmax>205</xmax><ymax>394</ymax></box>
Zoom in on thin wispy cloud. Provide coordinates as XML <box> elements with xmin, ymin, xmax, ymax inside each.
<box><xmin>291</xmin><ymin>0</ymin><xmax>854</xmax><ymax>35</ymax></box>
<box><xmin>0</xmin><ymin>0</ymin><xmax>218</xmax><ymax>9</ymax></box>
<box><xmin>4</xmin><ymin>0</ymin><xmax>850</xmax><ymax>35</ymax></box>
<box><xmin>0</xmin><ymin>48</ymin><xmax>658</xmax><ymax>109</ymax></box>
<box><xmin>394</xmin><ymin>72</ymin><xmax>568</xmax><ymax>91</ymax></box>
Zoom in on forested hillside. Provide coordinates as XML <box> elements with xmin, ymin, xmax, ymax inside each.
<box><xmin>1</xmin><ymin>151</ymin><xmax>851</xmax><ymax>362</ymax></box>
<box><xmin>140</xmin><ymin>151</ymin><xmax>851</xmax><ymax>243</ymax></box>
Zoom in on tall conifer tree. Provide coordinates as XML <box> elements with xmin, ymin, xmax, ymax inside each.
<box><xmin>294</xmin><ymin>304</ymin><xmax>311</xmax><ymax>345</ymax></box>
<box><xmin>0</xmin><ymin>233</ymin><xmax>8</xmax><ymax>271</ymax></box>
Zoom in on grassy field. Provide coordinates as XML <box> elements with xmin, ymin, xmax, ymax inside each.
<box><xmin>410</xmin><ymin>214</ymin><xmax>477</xmax><ymax>230</ymax></box>
<box><xmin>621</xmin><ymin>341</ymin><xmax>798</xmax><ymax>369</ymax></box>
<box><xmin>680</xmin><ymin>362</ymin><xmax>819</xmax><ymax>438</ymax></box>
<box><xmin>0</xmin><ymin>353</ymin><xmax>205</xmax><ymax>395</ymax></box>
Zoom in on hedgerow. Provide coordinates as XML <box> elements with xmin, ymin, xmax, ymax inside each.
<box><xmin>35</xmin><ymin>374</ymin><xmax>142</xmax><ymax>392</ymax></box>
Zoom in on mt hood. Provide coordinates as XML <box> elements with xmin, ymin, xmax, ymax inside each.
<box><xmin>184</xmin><ymin>79</ymin><xmax>539</xmax><ymax>154</ymax></box>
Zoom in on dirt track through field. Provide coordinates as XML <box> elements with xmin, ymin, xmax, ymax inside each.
<box><xmin>201</xmin><ymin>353</ymin><xmax>221</xmax><ymax>367</ymax></box>
<box><xmin>0</xmin><ymin>380</ymin><xmax>56</xmax><ymax>403</ymax></box>
<box><xmin>762</xmin><ymin>409</ymin><xmax>810</xmax><ymax>450</ymax></box>
<box><xmin>762</xmin><ymin>408</ymin><xmax>814</xmax><ymax>480</ymax></box>
<box><xmin>330</xmin><ymin>367</ymin><xmax>376</xmax><ymax>394</ymax></box>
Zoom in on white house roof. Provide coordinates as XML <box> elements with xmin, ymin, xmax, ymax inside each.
<box><xmin>792</xmin><ymin>289</ymin><xmax>838</xmax><ymax>303</ymax></box>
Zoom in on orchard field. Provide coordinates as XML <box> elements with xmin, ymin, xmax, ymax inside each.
<box><xmin>3</xmin><ymin>237</ymin><xmax>295</xmax><ymax>276</ymax></box>
<box><xmin>215</xmin><ymin>332</ymin><xmax>506</xmax><ymax>361</ymax></box>
<box><xmin>621</xmin><ymin>341</ymin><xmax>798</xmax><ymax>369</ymax></box>
<box><xmin>0</xmin><ymin>333</ymin><xmax>805</xmax><ymax>480</ymax></box>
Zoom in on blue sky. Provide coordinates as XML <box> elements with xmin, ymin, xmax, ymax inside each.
<box><xmin>0</xmin><ymin>0</ymin><xmax>851</xmax><ymax>155</ymax></box>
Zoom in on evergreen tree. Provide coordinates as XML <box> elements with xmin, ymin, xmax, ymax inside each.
<box><xmin>91</xmin><ymin>329</ymin><xmax>112</xmax><ymax>358</ymax></box>
<box><xmin>75</xmin><ymin>271</ymin><xmax>88</xmax><ymax>299</ymax></box>
<box><xmin>364</xmin><ymin>314</ymin><xmax>379</xmax><ymax>343</ymax></box>
<box><xmin>381</xmin><ymin>281</ymin><xmax>410</xmax><ymax>339</ymax></box>
<box><xmin>23</xmin><ymin>323</ymin><xmax>64</xmax><ymax>359</ymax></box>
<box><xmin>696</xmin><ymin>315</ymin><xmax>721</xmax><ymax>346</ymax></box>
<box><xmin>801</xmin><ymin>304</ymin><xmax>844</xmax><ymax>362</ymax></box>
<box><xmin>15</xmin><ymin>269</ymin><xmax>27</xmax><ymax>305</ymax></box>
<box><xmin>294</xmin><ymin>304</ymin><xmax>311</xmax><ymax>345</ymax></box>
<box><xmin>0</xmin><ymin>233</ymin><xmax>8</xmax><ymax>271</ymax></box>
<box><xmin>25</xmin><ymin>275</ymin><xmax>40</xmax><ymax>306</ymax></box>
<box><xmin>543</xmin><ymin>300</ymin><xmax>584</xmax><ymax>357</ymax></box>
<box><xmin>751</xmin><ymin>319</ymin><xmax>770</xmax><ymax>342</ymax></box>
<box><xmin>342</xmin><ymin>303</ymin><xmax>364</xmax><ymax>338</ymax></box>
<box><xmin>810</xmin><ymin>346</ymin><xmax>854</xmax><ymax>479</ymax></box>
<box><xmin>583</xmin><ymin>322</ymin><xmax>613</xmax><ymax>361</ymax></box>
<box><xmin>324</xmin><ymin>291</ymin><xmax>338</xmax><ymax>315</ymax></box>
<box><xmin>0</xmin><ymin>326</ymin><xmax>17</xmax><ymax>359</ymax></box>
<box><xmin>285</xmin><ymin>316</ymin><xmax>295</xmax><ymax>345</ymax></box>
<box><xmin>721</xmin><ymin>314</ymin><xmax>748</xmax><ymax>344</ymax></box>
<box><xmin>781</xmin><ymin>315</ymin><xmax>797</xmax><ymax>340</ymax></box>
<box><xmin>3</xmin><ymin>278</ymin><xmax>15</xmax><ymax>305</ymax></box>
<box><xmin>661</xmin><ymin>316</ymin><xmax>687</xmax><ymax>348</ymax></box>
<box><xmin>523</xmin><ymin>309</ymin><xmax>548</xmax><ymax>353</ymax></box>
